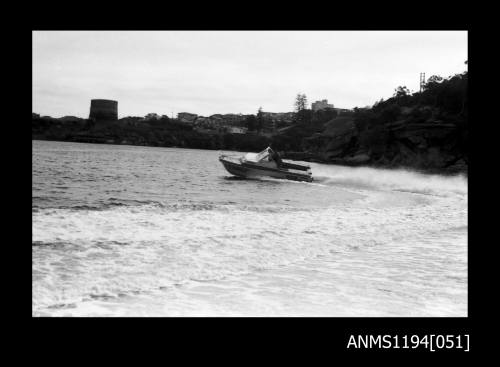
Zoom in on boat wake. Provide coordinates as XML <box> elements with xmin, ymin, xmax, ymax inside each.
<box><xmin>310</xmin><ymin>164</ymin><xmax>467</xmax><ymax>197</ymax></box>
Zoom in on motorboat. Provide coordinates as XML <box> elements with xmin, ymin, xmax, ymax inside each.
<box><xmin>219</xmin><ymin>147</ymin><xmax>313</xmax><ymax>182</ymax></box>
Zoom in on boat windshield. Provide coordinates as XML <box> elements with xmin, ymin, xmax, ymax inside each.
<box><xmin>244</xmin><ymin>147</ymin><xmax>276</xmax><ymax>163</ymax></box>
<box><xmin>255</xmin><ymin>147</ymin><xmax>271</xmax><ymax>162</ymax></box>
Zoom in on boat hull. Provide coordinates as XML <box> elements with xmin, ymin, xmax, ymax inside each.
<box><xmin>219</xmin><ymin>157</ymin><xmax>313</xmax><ymax>182</ymax></box>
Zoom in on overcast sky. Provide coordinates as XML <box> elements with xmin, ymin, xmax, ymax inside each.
<box><xmin>33</xmin><ymin>31</ymin><xmax>467</xmax><ymax>118</ymax></box>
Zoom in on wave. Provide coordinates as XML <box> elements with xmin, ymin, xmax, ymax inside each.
<box><xmin>32</xmin><ymin>190</ymin><xmax>467</xmax><ymax>315</ymax></box>
<box><xmin>32</xmin><ymin>199</ymin><xmax>225</xmax><ymax>212</ymax></box>
<box><xmin>32</xmin><ymin>160</ymin><xmax>468</xmax><ymax>314</ymax></box>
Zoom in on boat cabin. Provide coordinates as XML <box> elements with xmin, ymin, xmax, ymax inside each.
<box><xmin>242</xmin><ymin>147</ymin><xmax>279</xmax><ymax>168</ymax></box>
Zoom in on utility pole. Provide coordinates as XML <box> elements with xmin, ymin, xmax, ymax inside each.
<box><xmin>419</xmin><ymin>72</ymin><xmax>426</xmax><ymax>93</ymax></box>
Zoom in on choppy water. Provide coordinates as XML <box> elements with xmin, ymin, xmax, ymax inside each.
<box><xmin>32</xmin><ymin>140</ymin><xmax>467</xmax><ymax>316</ymax></box>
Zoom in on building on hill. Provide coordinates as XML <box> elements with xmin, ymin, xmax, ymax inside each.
<box><xmin>194</xmin><ymin>116</ymin><xmax>209</xmax><ymax>125</ymax></box>
<box><xmin>220</xmin><ymin>113</ymin><xmax>248</xmax><ymax>126</ymax></box>
<box><xmin>226</xmin><ymin>126</ymin><xmax>248</xmax><ymax>134</ymax></box>
<box><xmin>177</xmin><ymin>112</ymin><xmax>198</xmax><ymax>123</ymax></box>
<box><xmin>222</xmin><ymin>114</ymin><xmax>239</xmax><ymax>124</ymax></box>
<box><xmin>195</xmin><ymin>116</ymin><xmax>221</xmax><ymax>130</ymax></box>
<box><xmin>311</xmin><ymin>99</ymin><xmax>334</xmax><ymax>111</ymax></box>
<box><xmin>312</xmin><ymin>99</ymin><xmax>352</xmax><ymax>115</ymax></box>
<box><xmin>89</xmin><ymin>99</ymin><xmax>118</xmax><ymax>121</ymax></box>
<box><xmin>262</xmin><ymin>112</ymin><xmax>295</xmax><ymax>123</ymax></box>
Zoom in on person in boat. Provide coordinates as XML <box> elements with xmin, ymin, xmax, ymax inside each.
<box><xmin>268</xmin><ymin>146</ymin><xmax>283</xmax><ymax>167</ymax></box>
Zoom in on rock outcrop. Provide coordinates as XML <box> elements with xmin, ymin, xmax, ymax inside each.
<box><xmin>278</xmin><ymin>70</ymin><xmax>468</xmax><ymax>174</ymax></box>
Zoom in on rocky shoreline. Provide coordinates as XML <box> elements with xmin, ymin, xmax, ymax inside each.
<box><xmin>282</xmin><ymin>117</ymin><xmax>468</xmax><ymax>175</ymax></box>
<box><xmin>32</xmin><ymin>113</ymin><xmax>468</xmax><ymax>176</ymax></box>
<box><xmin>32</xmin><ymin>133</ymin><xmax>467</xmax><ymax>176</ymax></box>
<box><xmin>33</xmin><ymin>70</ymin><xmax>467</xmax><ymax>176</ymax></box>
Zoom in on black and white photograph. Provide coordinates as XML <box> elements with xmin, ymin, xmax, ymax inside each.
<box><xmin>32</xmin><ymin>30</ymin><xmax>468</xmax><ymax>318</ymax></box>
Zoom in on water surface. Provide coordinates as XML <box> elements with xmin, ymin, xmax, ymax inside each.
<box><xmin>32</xmin><ymin>140</ymin><xmax>468</xmax><ymax>316</ymax></box>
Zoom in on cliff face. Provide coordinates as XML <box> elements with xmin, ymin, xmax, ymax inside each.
<box><xmin>303</xmin><ymin>117</ymin><xmax>359</xmax><ymax>160</ymax></box>
<box><xmin>280</xmin><ymin>72</ymin><xmax>468</xmax><ymax>174</ymax></box>
<box><xmin>385</xmin><ymin>121</ymin><xmax>466</xmax><ymax>169</ymax></box>
<box><xmin>290</xmin><ymin>115</ymin><xmax>466</xmax><ymax>174</ymax></box>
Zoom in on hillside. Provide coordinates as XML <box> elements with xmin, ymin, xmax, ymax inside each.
<box><xmin>32</xmin><ymin>70</ymin><xmax>467</xmax><ymax>174</ymax></box>
<box><xmin>274</xmin><ymin>70</ymin><xmax>468</xmax><ymax>174</ymax></box>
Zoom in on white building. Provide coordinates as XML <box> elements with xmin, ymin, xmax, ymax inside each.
<box><xmin>227</xmin><ymin>126</ymin><xmax>248</xmax><ymax>134</ymax></box>
<box><xmin>311</xmin><ymin>99</ymin><xmax>334</xmax><ymax>111</ymax></box>
<box><xmin>311</xmin><ymin>100</ymin><xmax>352</xmax><ymax>115</ymax></box>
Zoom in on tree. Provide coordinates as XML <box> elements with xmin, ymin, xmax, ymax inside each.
<box><xmin>393</xmin><ymin>86</ymin><xmax>410</xmax><ymax>98</ymax></box>
<box><xmin>422</xmin><ymin>75</ymin><xmax>444</xmax><ymax>106</ymax></box>
<box><xmin>295</xmin><ymin>109</ymin><xmax>313</xmax><ymax>125</ymax></box>
<box><xmin>423</xmin><ymin>76</ymin><xmax>444</xmax><ymax>96</ymax></box>
<box><xmin>145</xmin><ymin>113</ymin><xmax>159</xmax><ymax>120</ymax></box>
<box><xmin>393</xmin><ymin>86</ymin><xmax>411</xmax><ymax>107</ymax></box>
<box><xmin>373</xmin><ymin>98</ymin><xmax>384</xmax><ymax>108</ymax></box>
<box><xmin>294</xmin><ymin>93</ymin><xmax>308</xmax><ymax>112</ymax></box>
<box><xmin>426</xmin><ymin>75</ymin><xmax>443</xmax><ymax>86</ymax></box>
<box><xmin>256</xmin><ymin>107</ymin><xmax>264</xmax><ymax>132</ymax></box>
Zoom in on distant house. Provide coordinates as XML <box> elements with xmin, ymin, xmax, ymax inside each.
<box><xmin>312</xmin><ymin>100</ymin><xmax>352</xmax><ymax>115</ymax></box>
<box><xmin>177</xmin><ymin>112</ymin><xmax>198</xmax><ymax>123</ymax></box>
<box><xmin>227</xmin><ymin>126</ymin><xmax>248</xmax><ymax>134</ymax></box>
<box><xmin>195</xmin><ymin>116</ymin><xmax>209</xmax><ymax>125</ymax></box>
<box><xmin>223</xmin><ymin>114</ymin><xmax>243</xmax><ymax>125</ymax></box>
<box><xmin>205</xmin><ymin>114</ymin><xmax>247</xmax><ymax>127</ymax></box>
<box><xmin>277</xmin><ymin>125</ymin><xmax>294</xmax><ymax>134</ymax></box>
<box><xmin>262</xmin><ymin>112</ymin><xmax>294</xmax><ymax>123</ymax></box>
<box><xmin>195</xmin><ymin>116</ymin><xmax>222</xmax><ymax>129</ymax></box>
<box><xmin>311</xmin><ymin>99</ymin><xmax>334</xmax><ymax>111</ymax></box>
